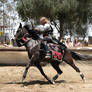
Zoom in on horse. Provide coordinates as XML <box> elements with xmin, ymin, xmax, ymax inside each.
<box><xmin>15</xmin><ymin>23</ymin><xmax>91</xmax><ymax>84</ymax></box>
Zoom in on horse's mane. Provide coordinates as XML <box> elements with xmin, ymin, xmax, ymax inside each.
<box><xmin>24</xmin><ymin>25</ymin><xmax>31</xmax><ymax>30</ymax></box>
<box><xmin>24</xmin><ymin>25</ymin><xmax>40</xmax><ymax>40</ymax></box>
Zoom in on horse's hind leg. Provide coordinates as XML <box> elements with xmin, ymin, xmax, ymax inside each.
<box><xmin>51</xmin><ymin>62</ymin><xmax>63</xmax><ymax>81</ymax></box>
<box><xmin>64</xmin><ymin>51</ymin><xmax>86</xmax><ymax>81</ymax></box>
<box><xmin>68</xmin><ymin>61</ymin><xmax>85</xmax><ymax>81</ymax></box>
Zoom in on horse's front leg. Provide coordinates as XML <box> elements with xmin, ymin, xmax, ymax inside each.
<box><xmin>36</xmin><ymin>63</ymin><xmax>55</xmax><ymax>84</ymax></box>
<box><xmin>22</xmin><ymin>63</ymin><xmax>31</xmax><ymax>82</ymax></box>
<box><xmin>22</xmin><ymin>55</ymin><xmax>34</xmax><ymax>82</ymax></box>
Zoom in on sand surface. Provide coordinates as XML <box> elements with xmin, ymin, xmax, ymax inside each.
<box><xmin>0</xmin><ymin>61</ymin><xmax>92</xmax><ymax>92</ymax></box>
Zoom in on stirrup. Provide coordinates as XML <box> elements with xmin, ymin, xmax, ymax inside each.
<box><xmin>45</xmin><ymin>52</ymin><xmax>51</xmax><ymax>58</ymax></box>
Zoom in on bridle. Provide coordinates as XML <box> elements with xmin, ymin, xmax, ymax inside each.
<box><xmin>15</xmin><ymin>27</ymin><xmax>30</xmax><ymax>46</ymax></box>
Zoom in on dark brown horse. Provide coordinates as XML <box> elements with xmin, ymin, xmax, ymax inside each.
<box><xmin>15</xmin><ymin>23</ymin><xmax>91</xmax><ymax>84</ymax></box>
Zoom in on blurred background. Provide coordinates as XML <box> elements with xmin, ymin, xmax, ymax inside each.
<box><xmin>0</xmin><ymin>0</ymin><xmax>92</xmax><ymax>47</ymax></box>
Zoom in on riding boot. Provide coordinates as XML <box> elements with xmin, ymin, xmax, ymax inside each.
<box><xmin>43</xmin><ymin>42</ymin><xmax>50</xmax><ymax>58</ymax></box>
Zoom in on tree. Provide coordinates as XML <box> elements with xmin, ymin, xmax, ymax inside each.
<box><xmin>0</xmin><ymin>0</ymin><xmax>8</xmax><ymax>26</ymax></box>
<box><xmin>0</xmin><ymin>0</ymin><xmax>17</xmax><ymax>28</ymax></box>
<box><xmin>16</xmin><ymin>0</ymin><xmax>92</xmax><ymax>39</ymax></box>
<box><xmin>0</xmin><ymin>0</ymin><xmax>18</xmax><ymax>44</ymax></box>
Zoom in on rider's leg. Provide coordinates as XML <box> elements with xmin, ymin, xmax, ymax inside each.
<box><xmin>43</xmin><ymin>36</ymin><xmax>66</xmax><ymax>48</ymax></box>
<box><xmin>44</xmin><ymin>37</ymin><xmax>67</xmax><ymax>51</ymax></box>
<box><xmin>41</xmin><ymin>41</ymin><xmax>50</xmax><ymax>58</ymax></box>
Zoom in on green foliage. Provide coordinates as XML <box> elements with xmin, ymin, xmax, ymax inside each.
<box><xmin>0</xmin><ymin>0</ymin><xmax>7</xmax><ymax>3</ymax></box>
<box><xmin>17</xmin><ymin>0</ymin><xmax>54</xmax><ymax>20</ymax></box>
<box><xmin>16</xmin><ymin>0</ymin><xmax>92</xmax><ymax>38</ymax></box>
<box><xmin>0</xmin><ymin>0</ymin><xmax>17</xmax><ymax>27</ymax></box>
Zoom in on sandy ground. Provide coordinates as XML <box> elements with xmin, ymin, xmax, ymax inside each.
<box><xmin>0</xmin><ymin>61</ymin><xmax>92</xmax><ymax>92</ymax></box>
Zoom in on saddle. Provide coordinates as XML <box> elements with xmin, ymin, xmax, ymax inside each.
<box><xmin>47</xmin><ymin>43</ymin><xmax>63</xmax><ymax>60</ymax></box>
<box><xmin>47</xmin><ymin>43</ymin><xmax>64</xmax><ymax>61</ymax></box>
<box><xmin>21</xmin><ymin>36</ymin><xmax>64</xmax><ymax>61</ymax></box>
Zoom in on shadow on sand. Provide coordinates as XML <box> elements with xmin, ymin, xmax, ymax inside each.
<box><xmin>4</xmin><ymin>80</ymin><xmax>66</xmax><ymax>86</ymax></box>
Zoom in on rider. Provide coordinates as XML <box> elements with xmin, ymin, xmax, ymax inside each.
<box><xmin>34</xmin><ymin>17</ymin><xmax>67</xmax><ymax>58</ymax></box>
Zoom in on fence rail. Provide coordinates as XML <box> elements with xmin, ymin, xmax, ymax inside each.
<box><xmin>0</xmin><ymin>47</ymin><xmax>92</xmax><ymax>66</ymax></box>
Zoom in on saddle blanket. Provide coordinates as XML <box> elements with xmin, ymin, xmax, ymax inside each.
<box><xmin>47</xmin><ymin>43</ymin><xmax>63</xmax><ymax>60</ymax></box>
<box><xmin>52</xmin><ymin>51</ymin><xmax>63</xmax><ymax>60</ymax></box>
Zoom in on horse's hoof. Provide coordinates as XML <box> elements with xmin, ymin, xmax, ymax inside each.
<box><xmin>83</xmin><ymin>77</ymin><xmax>86</xmax><ymax>82</ymax></box>
<box><xmin>49</xmin><ymin>80</ymin><xmax>55</xmax><ymax>84</ymax></box>
<box><xmin>53</xmin><ymin>75</ymin><xmax>58</xmax><ymax>81</ymax></box>
<box><xmin>22</xmin><ymin>77</ymin><xmax>25</xmax><ymax>82</ymax></box>
<box><xmin>52</xmin><ymin>81</ymin><xmax>55</xmax><ymax>84</ymax></box>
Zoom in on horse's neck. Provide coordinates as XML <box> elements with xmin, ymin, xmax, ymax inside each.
<box><xmin>25</xmin><ymin>39</ymin><xmax>39</xmax><ymax>50</ymax></box>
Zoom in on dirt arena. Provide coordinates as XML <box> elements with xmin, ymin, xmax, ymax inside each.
<box><xmin>0</xmin><ymin>61</ymin><xmax>92</xmax><ymax>92</ymax></box>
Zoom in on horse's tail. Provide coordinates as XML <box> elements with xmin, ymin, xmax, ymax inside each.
<box><xmin>70</xmin><ymin>51</ymin><xmax>92</xmax><ymax>60</ymax></box>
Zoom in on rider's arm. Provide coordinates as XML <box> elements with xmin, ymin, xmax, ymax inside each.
<box><xmin>41</xmin><ymin>24</ymin><xmax>53</xmax><ymax>34</ymax></box>
<box><xmin>33</xmin><ymin>24</ymin><xmax>53</xmax><ymax>34</ymax></box>
<box><xmin>33</xmin><ymin>28</ymin><xmax>43</xmax><ymax>34</ymax></box>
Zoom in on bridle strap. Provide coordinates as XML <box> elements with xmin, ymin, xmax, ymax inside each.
<box><xmin>17</xmin><ymin>32</ymin><xmax>29</xmax><ymax>41</ymax></box>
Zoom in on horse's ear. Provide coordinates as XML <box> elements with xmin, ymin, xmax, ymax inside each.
<box><xmin>19</xmin><ymin>23</ymin><xmax>22</xmax><ymax>28</ymax></box>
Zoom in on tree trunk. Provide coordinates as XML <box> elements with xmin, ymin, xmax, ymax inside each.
<box><xmin>59</xmin><ymin>19</ymin><xmax>64</xmax><ymax>40</ymax></box>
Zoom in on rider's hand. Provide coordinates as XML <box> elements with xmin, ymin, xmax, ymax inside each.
<box><xmin>33</xmin><ymin>28</ymin><xmax>39</xmax><ymax>31</ymax></box>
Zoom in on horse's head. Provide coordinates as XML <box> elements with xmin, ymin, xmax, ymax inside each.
<box><xmin>15</xmin><ymin>23</ymin><xmax>30</xmax><ymax>47</ymax></box>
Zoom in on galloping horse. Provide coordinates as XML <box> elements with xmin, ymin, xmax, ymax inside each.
<box><xmin>15</xmin><ymin>23</ymin><xmax>91</xmax><ymax>84</ymax></box>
